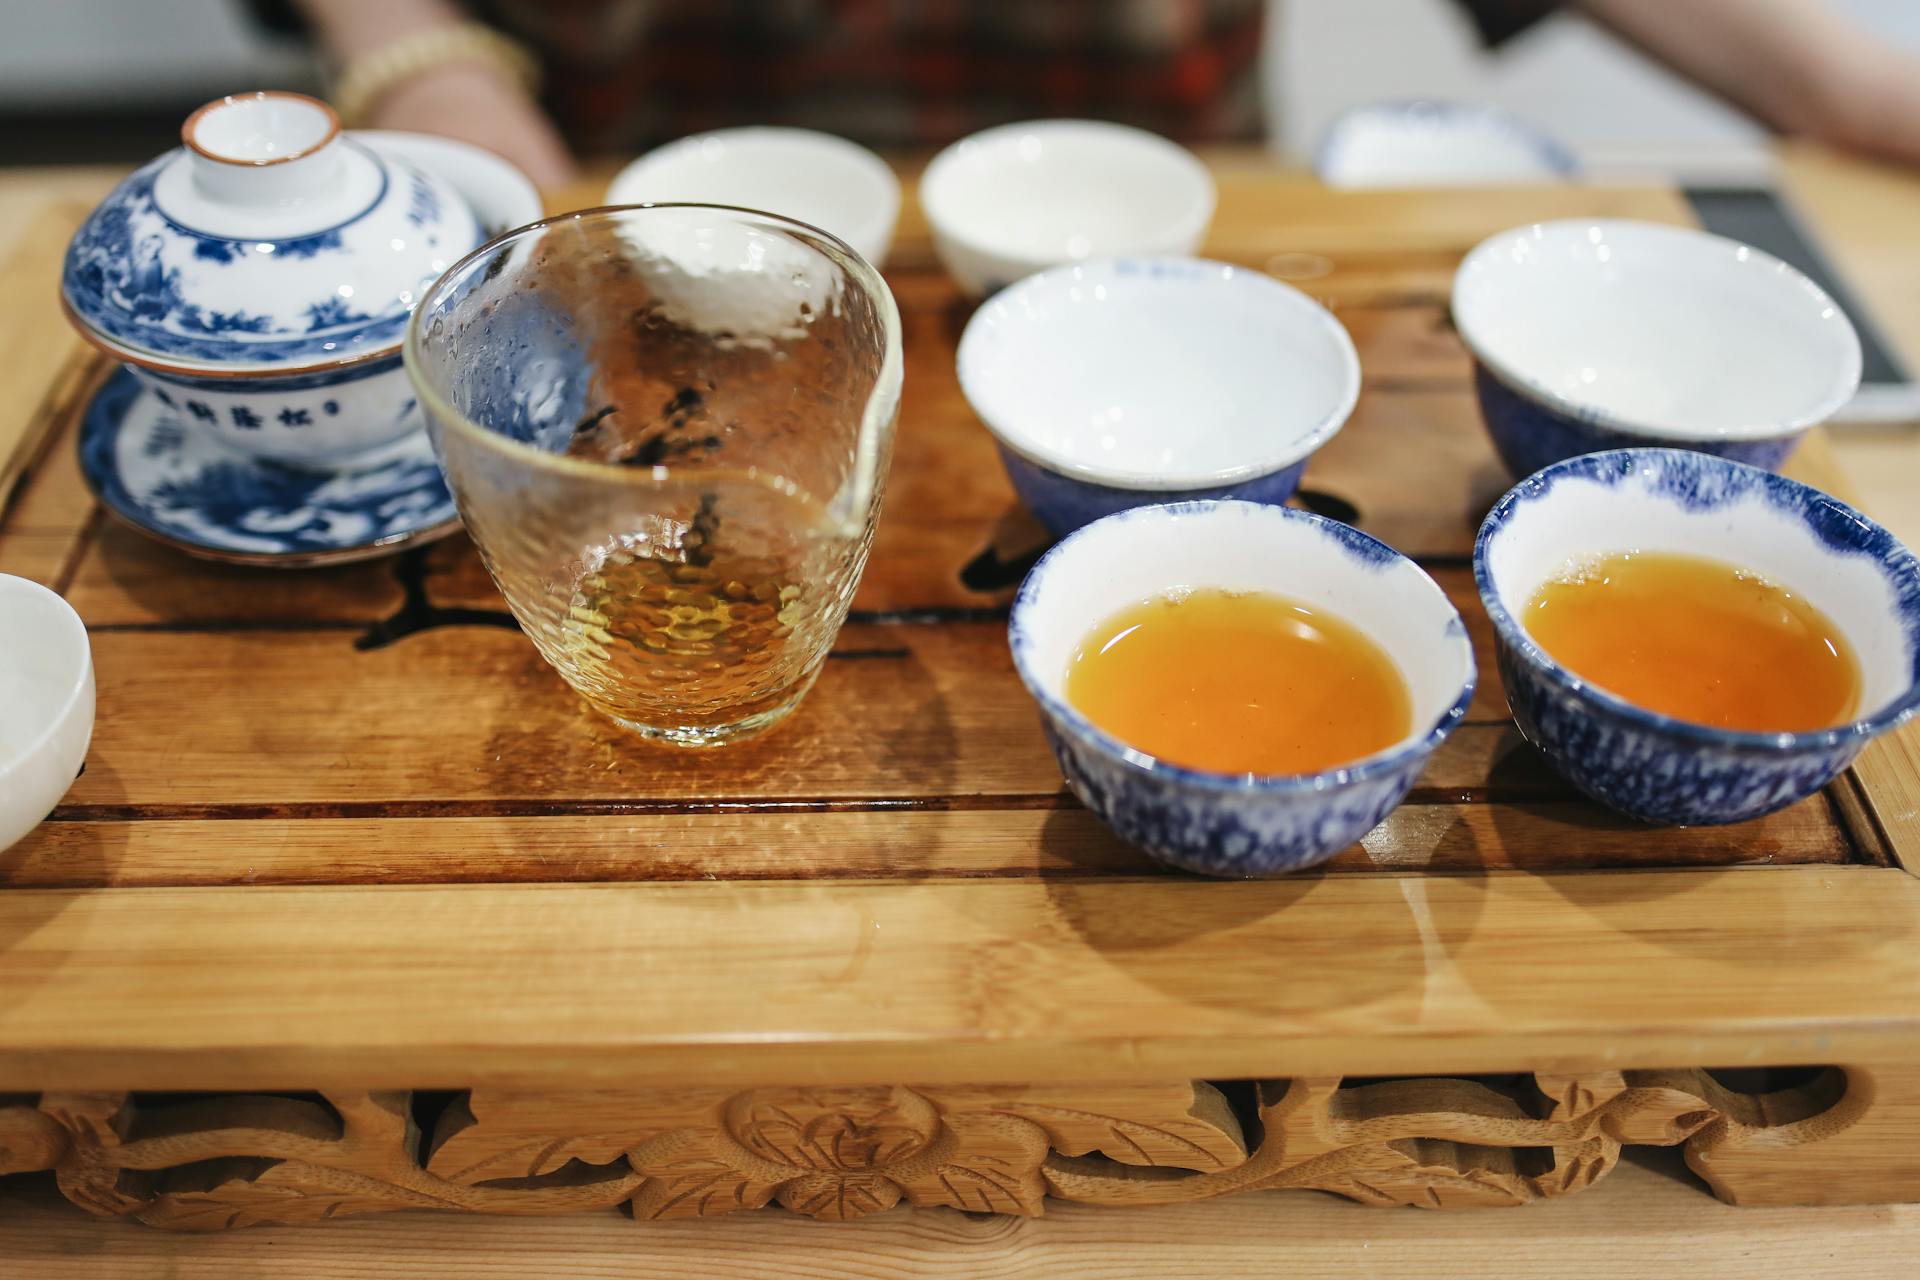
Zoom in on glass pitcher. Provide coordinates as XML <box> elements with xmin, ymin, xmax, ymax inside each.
<box><xmin>406</xmin><ymin>205</ymin><xmax>903</xmax><ymax>746</ymax></box>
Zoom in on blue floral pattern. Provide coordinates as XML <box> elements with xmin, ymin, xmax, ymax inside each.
<box><xmin>304</xmin><ymin>296</ymin><xmax>376</xmax><ymax>330</ymax></box>
<box><xmin>79</xmin><ymin>369</ymin><xmax>458</xmax><ymax>564</ymax></box>
<box><xmin>406</xmin><ymin>170</ymin><xmax>443</xmax><ymax>228</ymax></box>
<box><xmin>62</xmin><ymin>143</ymin><xmax>479</xmax><ymax>366</ymax></box>
<box><xmin>190</xmin><ymin>230</ymin><xmax>346</xmax><ymax>265</ymax></box>
<box><xmin>1045</xmin><ymin>721</ymin><xmax>1430</xmax><ymax>877</ymax></box>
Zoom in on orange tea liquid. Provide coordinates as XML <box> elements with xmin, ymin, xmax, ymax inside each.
<box><xmin>1523</xmin><ymin>550</ymin><xmax>1860</xmax><ymax>733</ymax></box>
<box><xmin>1064</xmin><ymin>588</ymin><xmax>1413</xmax><ymax>775</ymax></box>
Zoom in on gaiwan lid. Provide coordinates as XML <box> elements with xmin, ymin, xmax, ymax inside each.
<box><xmin>62</xmin><ymin>91</ymin><xmax>483</xmax><ymax>372</ymax></box>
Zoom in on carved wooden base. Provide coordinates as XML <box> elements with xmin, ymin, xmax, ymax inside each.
<box><xmin>3</xmin><ymin>1066</ymin><xmax>1915</xmax><ymax>1231</ymax></box>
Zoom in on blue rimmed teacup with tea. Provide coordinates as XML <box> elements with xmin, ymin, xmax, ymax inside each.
<box><xmin>958</xmin><ymin>257</ymin><xmax>1360</xmax><ymax>538</ymax></box>
<box><xmin>1009</xmin><ymin>500</ymin><xmax>1476</xmax><ymax>877</ymax></box>
<box><xmin>1452</xmin><ymin>220</ymin><xmax>1862</xmax><ymax>478</ymax></box>
<box><xmin>1475</xmin><ymin>448</ymin><xmax>1920</xmax><ymax>826</ymax></box>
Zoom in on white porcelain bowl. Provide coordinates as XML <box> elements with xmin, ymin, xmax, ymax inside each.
<box><xmin>1010</xmin><ymin>501</ymin><xmax>1475</xmax><ymax>876</ymax></box>
<box><xmin>606</xmin><ymin>127</ymin><xmax>901</xmax><ymax>267</ymax></box>
<box><xmin>921</xmin><ymin>120</ymin><xmax>1215</xmax><ymax>296</ymax></box>
<box><xmin>1452</xmin><ymin>219</ymin><xmax>1862</xmax><ymax>477</ymax></box>
<box><xmin>0</xmin><ymin>575</ymin><xmax>94</xmax><ymax>852</ymax></box>
<box><xmin>958</xmin><ymin>257</ymin><xmax>1359</xmax><ymax>535</ymax></box>
<box><xmin>1315</xmin><ymin>101</ymin><xmax>1576</xmax><ymax>188</ymax></box>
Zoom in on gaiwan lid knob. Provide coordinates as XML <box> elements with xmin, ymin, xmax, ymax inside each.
<box><xmin>61</xmin><ymin>91</ymin><xmax>483</xmax><ymax>372</ymax></box>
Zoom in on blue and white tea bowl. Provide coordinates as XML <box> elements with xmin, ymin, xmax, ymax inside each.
<box><xmin>1475</xmin><ymin>449</ymin><xmax>1920</xmax><ymax>826</ymax></box>
<box><xmin>61</xmin><ymin>93</ymin><xmax>534</xmax><ymax>469</ymax></box>
<box><xmin>1453</xmin><ymin>220</ymin><xmax>1861</xmax><ymax>479</ymax></box>
<box><xmin>1315</xmin><ymin>100</ymin><xmax>1578</xmax><ymax>189</ymax></box>
<box><xmin>959</xmin><ymin>258</ymin><xmax>1360</xmax><ymax>538</ymax></box>
<box><xmin>1010</xmin><ymin>500</ymin><xmax>1476</xmax><ymax>877</ymax></box>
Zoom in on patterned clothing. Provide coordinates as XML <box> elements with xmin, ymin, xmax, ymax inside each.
<box><xmin>250</xmin><ymin>0</ymin><xmax>1562</xmax><ymax>150</ymax></box>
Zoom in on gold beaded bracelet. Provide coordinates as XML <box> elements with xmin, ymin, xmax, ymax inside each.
<box><xmin>332</xmin><ymin>22</ymin><xmax>542</xmax><ymax>129</ymax></box>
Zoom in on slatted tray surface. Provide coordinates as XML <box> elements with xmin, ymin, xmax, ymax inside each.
<box><xmin>0</xmin><ymin>169</ymin><xmax>1914</xmax><ymax>1095</ymax></box>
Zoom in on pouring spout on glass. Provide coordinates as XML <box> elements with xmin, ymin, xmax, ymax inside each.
<box><xmin>827</xmin><ymin>277</ymin><xmax>906</xmax><ymax>541</ymax></box>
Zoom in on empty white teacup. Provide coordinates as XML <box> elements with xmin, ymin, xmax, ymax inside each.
<box><xmin>921</xmin><ymin>119</ymin><xmax>1215</xmax><ymax>296</ymax></box>
<box><xmin>0</xmin><ymin>575</ymin><xmax>94</xmax><ymax>852</ymax></box>
<box><xmin>607</xmin><ymin>126</ymin><xmax>901</xmax><ymax>267</ymax></box>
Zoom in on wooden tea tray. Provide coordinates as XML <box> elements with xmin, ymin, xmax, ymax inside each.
<box><xmin>3</xmin><ymin>162</ymin><xmax>1919</xmax><ymax>1230</ymax></box>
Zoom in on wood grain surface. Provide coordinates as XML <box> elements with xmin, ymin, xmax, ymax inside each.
<box><xmin>6</xmin><ymin>1149</ymin><xmax>1920</xmax><ymax>1279</ymax></box>
<box><xmin>36</xmin><ymin>624</ymin><xmax>1569</xmax><ymax>802</ymax></box>
<box><xmin>4</xmin><ymin>150</ymin><xmax>1920</xmax><ymax>1247</ymax></box>
<box><xmin>0</xmin><ymin>160</ymin><xmax>1913</xmax><ymax>1165</ymax></box>
<box><xmin>1852</xmin><ymin>728</ymin><xmax>1920</xmax><ymax>873</ymax></box>
<box><xmin>5</xmin><ymin>797</ymin><xmax>1854</xmax><ymax>890</ymax></box>
<box><xmin>0</xmin><ymin>866</ymin><xmax>1915</xmax><ymax>1092</ymax></box>
<box><xmin>3</xmin><ymin>171</ymin><xmax>1882</xmax><ymax>896</ymax></box>
<box><xmin>0</xmin><ymin>204</ymin><xmax>91</xmax><ymax>514</ymax></box>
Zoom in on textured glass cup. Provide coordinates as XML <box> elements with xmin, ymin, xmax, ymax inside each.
<box><xmin>406</xmin><ymin>205</ymin><xmax>902</xmax><ymax>746</ymax></box>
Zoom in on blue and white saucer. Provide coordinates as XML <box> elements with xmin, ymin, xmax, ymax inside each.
<box><xmin>78</xmin><ymin>369</ymin><xmax>461</xmax><ymax>568</ymax></box>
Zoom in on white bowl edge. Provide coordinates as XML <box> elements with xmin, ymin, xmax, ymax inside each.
<box><xmin>0</xmin><ymin>575</ymin><xmax>95</xmax><ymax>851</ymax></box>
<box><xmin>1452</xmin><ymin>219</ymin><xmax>1862</xmax><ymax>442</ymax></box>
<box><xmin>921</xmin><ymin>120</ymin><xmax>1215</xmax><ymax>282</ymax></box>
<box><xmin>958</xmin><ymin>257</ymin><xmax>1359</xmax><ymax>490</ymax></box>
<box><xmin>605</xmin><ymin>126</ymin><xmax>901</xmax><ymax>267</ymax></box>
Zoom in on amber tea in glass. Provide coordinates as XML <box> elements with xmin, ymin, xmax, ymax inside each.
<box><xmin>407</xmin><ymin>206</ymin><xmax>902</xmax><ymax>746</ymax></box>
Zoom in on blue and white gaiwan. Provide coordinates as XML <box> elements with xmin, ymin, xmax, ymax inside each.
<box><xmin>1476</xmin><ymin>448</ymin><xmax>1920</xmax><ymax>826</ymax></box>
<box><xmin>1010</xmin><ymin>501</ymin><xmax>1476</xmax><ymax>877</ymax></box>
<box><xmin>62</xmin><ymin>91</ymin><xmax>489</xmax><ymax>468</ymax></box>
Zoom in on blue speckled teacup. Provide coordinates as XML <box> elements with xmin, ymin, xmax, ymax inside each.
<box><xmin>1453</xmin><ymin>220</ymin><xmax>1861</xmax><ymax>478</ymax></box>
<box><xmin>1009</xmin><ymin>501</ymin><xmax>1476</xmax><ymax>877</ymax></box>
<box><xmin>1476</xmin><ymin>449</ymin><xmax>1920</xmax><ymax>826</ymax></box>
<box><xmin>959</xmin><ymin>258</ymin><xmax>1360</xmax><ymax>538</ymax></box>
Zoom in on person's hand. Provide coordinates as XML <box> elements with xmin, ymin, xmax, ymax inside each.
<box><xmin>368</xmin><ymin>60</ymin><xmax>578</xmax><ymax>191</ymax></box>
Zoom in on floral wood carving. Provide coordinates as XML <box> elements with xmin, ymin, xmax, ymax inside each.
<box><xmin>628</xmin><ymin>1087</ymin><xmax>1050</xmax><ymax>1219</ymax></box>
<box><xmin>5</xmin><ymin>1068</ymin><xmax>1859</xmax><ymax>1230</ymax></box>
<box><xmin>0</xmin><ymin>1096</ymin><xmax>68</xmax><ymax>1178</ymax></box>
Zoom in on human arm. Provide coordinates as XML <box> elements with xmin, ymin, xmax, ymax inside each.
<box><xmin>1575</xmin><ymin>0</ymin><xmax>1920</xmax><ymax>166</ymax></box>
<box><xmin>287</xmin><ymin>0</ymin><xmax>578</xmax><ymax>188</ymax></box>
